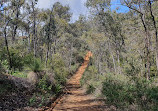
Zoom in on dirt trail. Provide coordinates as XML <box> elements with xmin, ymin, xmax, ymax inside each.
<box><xmin>45</xmin><ymin>51</ymin><xmax>112</xmax><ymax>111</ymax></box>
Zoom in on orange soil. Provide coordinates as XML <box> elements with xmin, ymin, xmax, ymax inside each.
<box><xmin>44</xmin><ymin>51</ymin><xmax>114</xmax><ymax>111</ymax></box>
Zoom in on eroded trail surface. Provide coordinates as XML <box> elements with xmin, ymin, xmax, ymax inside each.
<box><xmin>46</xmin><ymin>51</ymin><xmax>111</xmax><ymax>111</ymax></box>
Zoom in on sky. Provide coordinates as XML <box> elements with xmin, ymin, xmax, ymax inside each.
<box><xmin>37</xmin><ymin>0</ymin><xmax>88</xmax><ymax>23</ymax></box>
<box><xmin>111</xmin><ymin>0</ymin><xmax>129</xmax><ymax>13</ymax></box>
<box><xmin>37</xmin><ymin>0</ymin><xmax>129</xmax><ymax>22</ymax></box>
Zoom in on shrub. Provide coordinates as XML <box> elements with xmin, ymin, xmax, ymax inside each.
<box><xmin>12</xmin><ymin>71</ymin><xmax>27</xmax><ymax>78</ymax></box>
<box><xmin>69</xmin><ymin>63</ymin><xmax>80</xmax><ymax>74</ymax></box>
<box><xmin>150</xmin><ymin>66</ymin><xmax>157</xmax><ymax>77</ymax></box>
<box><xmin>0</xmin><ymin>62</ymin><xmax>5</xmax><ymax>74</ymax></box>
<box><xmin>80</xmin><ymin>65</ymin><xmax>98</xmax><ymax>86</ymax></box>
<box><xmin>23</xmin><ymin>53</ymin><xmax>34</xmax><ymax>65</ymax></box>
<box><xmin>50</xmin><ymin>53</ymin><xmax>68</xmax><ymax>85</ymax></box>
<box><xmin>10</xmin><ymin>49</ymin><xmax>24</xmax><ymax>71</ymax></box>
<box><xmin>146</xmin><ymin>87</ymin><xmax>158</xmax><ymax>111</ymax></box>
<box><xmin>123</xmin><ymin>62</ymin><xmax>140</xmax><ymax>76</ymax></box>
<box><xmin>54</xmin><ymin>83</ymin><xmax>62</xmax><ymax>94</ymax></box>
<box><xmin>76</xmin><ymin>55</ymin><xmax>84</xmax><ymax>63</ymax></box>
<box><xmin>102</xmin><ymin>74</ymin><xmax>135</xmax><ymax>108</ymax></box>
<box><xmin>28</xmin><ymin>58</ymin><xmax>43</xmax><ymax>72</ymax></box>
<box><xmin>101</xmin><ymin>74</ymin><xmax>158</xmax><ymax>110</ymax></box>
<box><xmin>86</xmin><ymin>84</ymin><xmax>96</xmax><ymax>94</ymax></box>
<box><xmin>0</xmin><ymin>48</ymin><xmax>24</xmax><ymax>71</ymax></box>
<box><xmin>37</xmin><ymin>75</ymin><xmax>52</xmax><ymax>92</ymax></box>
<box><xmin>29</xmin><ymin>94</ymin><xmax>36</xmax><ymax>106</ymax></box>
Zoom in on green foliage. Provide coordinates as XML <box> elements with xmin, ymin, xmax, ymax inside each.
<box><xmin>150</xmin><ymin>66</ymin><xmax>157</xmax><ymax>77</ymax></box>
<box><xmin>29</xmin><ymin>92</ymin><xmax>53</xmax><ymax>107</ymax></box>
<box><xmin>28</xmin><ymin>58</ymin><xmax>43</xmax><ymax>72</ymax></box>
<box><xmin>80</xmin><ymin>65</ymin><xmax>98</xmax><ymax>86</ymax></box>
<box><xmin>50</xmin><ymin>53</ymin><xmax>69</xmax><ymax>85</ymax></box>
<box><xmin>54</xmin><ymin>83</ymin><xmax>62</xmax><ymax>94</ymax></box>
<box><xmin>0</xmin><ymin>48</ymin><xmax>24</xmax><ymax>71</ymax></box>
<box><xmin>146</xmin><ymin>87</ymin><xmax>158</xmax><ymax>111</ymax></box>
<box><xmin>10</xmin><ymin>48</ymin><xmax>24</xmax><ymax>71</ymax></box>
<box><xmin>86</xmin><ymin>0</ymin><xmax>111</xmax><ymax>8</ymax></box>
<box><xmin>12</xmin><ymin>71</ymin><xmax>27</xmax><ymax>78</ymax></box>
<box><xmin>76</xmin><ymin>55</ymin><xmax>84</xmax><ymax>64</ymax></box>
<box><xmin>81</xmin><ymin>65</ymin><xmax>105</xmax><ymax>97</ymax></box>
<box><xmin>37</xmin><ymin>75</ymin><xmax>52</xmax><ymax>92</ymax></box>
<box><xmin>86</xmin><ymin>84</ymin><xmax>96</xmax><ymax>94</ymax></box>
<box><xmin>102</xmin><ymin>74</ymin><xmax>135</xmax><ymax>108</ymax></box>
<box><xmin>82</xmin><ymin>63</ymin><xmax>158</xmax><ymax>110</ymax></box>
<box><xmin>1</xmin><ymin>60</ymin><xmax>9</xmax><ymax>70</ymax></box>
<box><xmin>147</xmin><ymin>87</ymin><xmax>158</xmax><ymax>102</ymax></box>
<box><xmin>29</xmin><ymin>94</ymin><xmax>36</xmax><ymax>106</ymax></box>
<box><xmin>69</xmin><ymin>63</ymin><xmax>80</xmax><ymax>74</ymax></box>
<box><xmin>123</xmin><ymin>58</ymin><xmax>141</xmax><ymax>76</ymax></box>
<box><xmin>23</xmin><ymin>53</ymin><xmax>34</xmax><ymax>65</ymax></box>
<box><xmin>102</xmin><ymin>74</ymin><xmax>158</xmax><ymax>110</ymax></box>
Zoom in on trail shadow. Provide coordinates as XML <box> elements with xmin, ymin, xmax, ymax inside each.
<box><xmin>58</xmin><ymin>104</ymin><xmax>110</xmax><ymax>111</ymax></box>
<box><xmin>65</xmin><ymin>99</ymin><xmax>105</xmax><ymax>105</ymax></box>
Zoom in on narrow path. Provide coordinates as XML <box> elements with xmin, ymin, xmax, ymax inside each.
<box><xmin>45</xmin><ymin>51</ymin><xmax>111</xmax><ymax>111</ymax></box>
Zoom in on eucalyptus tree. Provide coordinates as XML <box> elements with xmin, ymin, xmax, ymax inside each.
<box><xmin>1</xmin><ymin>1</ymin><xmax>14</xmax><ymax>69</ymax></box>
<box><xmin>37</xmin><ymin>2</ymin><xmax>72</xmax><ymax>67</ymax></box>
<box><xmin>121</xmin><ymin>0</ymin><xmax>158</xmax><ymax>79</ymax></box>
<box><xmin>86</xmin><ymin>0</ymin><xmax>125</xmax><ymax>74</ymax></box>
<box><xmin>148</xmin><ymin>0</ymin><xmax>158</xmax><ymax>72</ymax></box>
<box><xmin>24</xmin><ymin>0</ymin><xmax>38</xmax><ymax>57</ymax></box>
<box><xmin>9</xmin><ymin>0</ymin><xmax>25</xmax><ymax>42</ymax></box>
<box><xmin>39</xmin><ymin>8</ymin><xmax>56</xmax><ymax>66</ymax></box>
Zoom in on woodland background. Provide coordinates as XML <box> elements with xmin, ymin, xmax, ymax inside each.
<box><xmin>0</xmin><ymin>0</ymin><xmax>158</xmax><ymax>110</ymax></box>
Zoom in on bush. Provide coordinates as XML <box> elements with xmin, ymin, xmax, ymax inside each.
<box><xmin>123</xmin><ymin>62</ymin><xmax>140</xmax><ymax>76</ymax></box>
<box><xmin>29</xmin><ymin>92</ymin><xmax>53</xmax><ymax>107</ymax></box>
<box><xmin>86</xmin><ymin>84</ymin><xmax>96</xmax><ymax>94</ymax></box>
<box><xmin>37</xmin><ymin>75</ymin><xmax>52</xmax><ymax>92</ymax></box>
<box><xmin>150</xmin><ymin>66</ymin><xmax>157</xmax><ymax>77</ymax></box>
<box><xmin>146</xmin><ymin>87</ymin><xmax>158</xmax><ymax>111</ymax></box>
<box><xmin>12</xmin><ymin>71</ymin><xmax>27</xmax><ymax>78</ymax></box>
<box><xmin>0</xmin><ymin>62</ymin><xmax>5</xmax><ymax>74</ymax></box>
<box><xmin>0</xmin><ymin>48</ymin><xmax>24</xmax><ymax>71</ymax></box>
<box><xmin>23</xmin><ymin>53</ymin><xmax>34</xmax><ymax>65</ymax></box>
<box><xmin>80</xmin><ymin>65</ymin><xmax>98</xmax><ymax>86</ymax></box>
<box><xmin>54</xmin><ymin>83</ymin><xmax>62</xmax><ymax>94</ymax></box>
<box><xmin>101</xmin><ymin>74</ymin><xmax>158</xmax><ymax>110</ymax></box>
<box><xmin>10</xmin><ymin>49</ymin><xmax>24</xmax><ymax>71</ymax></box>
<box><xmin>102</xmin><ymin>74</ymin><xmax>135</xmax><ymax>108</ymax></box>
<box><xmin>28</xmin><ymin>58</ymin><xmax>43</xmax><ymax>72</ymax></box>
<box><xmin>50</xmin><ymin>54</ymin><xmax>69</xmax><ymax>85</ymax></box>
<box><xmin>69</xmin><ymin>63</ymin><xmax>80</xmax><ymax>74</ymax></box>
<box><xmin>76</xmin><ymin>55</ymin><xmax>84</xmax><ymax>63</ymax></box>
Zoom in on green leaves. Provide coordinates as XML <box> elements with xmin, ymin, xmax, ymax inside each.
<box><xmin>86</xmin><ymin>0</ymin><xmax>111</xmax><ymax>9</ymax></box>
<box><xmin>53</xmin><ymin>2</ymin><xmax>72</xmax><ymax>22</ymax></box>
<box><xmin>28</xmin><ymin>58</ymin><xmax>43</xmax><ymax>72</ymax></box>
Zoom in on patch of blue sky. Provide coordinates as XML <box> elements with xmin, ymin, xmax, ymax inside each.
<box><xmin>111</xmin><ymin>0</ymin><xmax>129</xmax><ymax>13</ymax></box>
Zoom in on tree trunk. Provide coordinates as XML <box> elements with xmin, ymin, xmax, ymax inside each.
<box><xmin>140</xmin><ymin>14</ymin><xmax>151</xmax><ymax>80</ymax></box>
<box><xmin>27</xmin><ymin>27</ymin><xmax>31</xmax><ymax>52</ymax></box>
<box><xmin>4</xmin><ymin>23</ymin><xmax>12</xmax><ymax>70</ymax></box>
<box><xmin>125</xmin><ymin>0</ymin><xmax>151</xmax><ymax>79</ymax></box>
<box><xmin>12</xmin><ymin>5</ymin><xmax>19</xmax><ymax>42</ymax></box>
<box><xmin>32</xmin><ymin>2</ymin><xmax>36</xmax><ymax>57</ymax></box>
<box><xmin>117</xmin><ymin>50</ymin><xmax>121</xmax><ymax>74</ymax></box>
<box><xmin>45</xmin><ymin>13</ymin><xmax>52</xmax><ymax>67</ymax></box>
<box><xmin>148</xmin><ymin>0</ymin><xmax>158</xmax><ymax>71</ymax></box>
<box><xmin>109</xmin><ymin>42</ymin><xmax>117</xmax><ymax>73</ymax></box>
